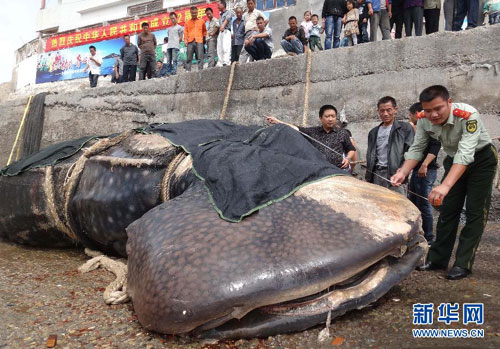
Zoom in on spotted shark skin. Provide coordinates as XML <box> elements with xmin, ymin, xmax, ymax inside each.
<box><xmin>0</xmin><ymin>131</ymin><xmax>426</xmax><ymax>339</ymax></box>
<box><xmin>126</xmin><ymin>177</ymin><xmax>426</xmax><ymax>338</ymax></box>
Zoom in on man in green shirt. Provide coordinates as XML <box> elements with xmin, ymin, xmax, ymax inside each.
<box><xmin>391</xmin><ymin>85</ymin><xmax>497</xmax><ymax>280</ymax></box>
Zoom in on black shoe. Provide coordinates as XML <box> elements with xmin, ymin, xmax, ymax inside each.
<box><xmin>446</xmin><ymin>266</ymin><xmax>471</xmax><ymax>280</ymax></box>
<box><xmin>416</xmin><ymin>262</ymin><xmax>446</xmax><ymax>271</ymax></box>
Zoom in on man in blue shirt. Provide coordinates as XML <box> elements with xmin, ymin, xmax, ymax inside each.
<box><xmin>366</xmin><ymin>0</ymin><xmax>392</xmax><ymax>41</ymax></box>
<box><xmin>231</xmin><ymin>6</ymin><xmax>245</xmax><ymax>63</ymax></box>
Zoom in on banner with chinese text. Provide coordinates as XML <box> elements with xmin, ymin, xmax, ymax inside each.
<box><xmin>45</xmin><ymin>2</ymin><xmax>218</xmax><ymax>52</ymax></box>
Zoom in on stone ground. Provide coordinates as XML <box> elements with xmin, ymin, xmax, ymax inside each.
<box><xmin>1</xmin><ymin>224</ymin><xmax>499</xmax><ymax>349</ymax></box>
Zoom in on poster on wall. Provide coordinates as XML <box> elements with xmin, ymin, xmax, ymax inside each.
<box><xmin>36</xmin><ymin>37</ymin><xmax>127</xmax><ymax>84</ymax></box>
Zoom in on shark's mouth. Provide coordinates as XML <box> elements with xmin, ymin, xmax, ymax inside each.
<box><xmin>194</xmin><ymin>237</ymin><xmax>427</xmax><ymax>340</ymax></box>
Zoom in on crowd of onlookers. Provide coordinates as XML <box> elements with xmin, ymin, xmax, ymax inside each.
<box><xmin>83</xmin><ymin>0</ymin><xmax>500</xmax><ymax>87</ymax></box>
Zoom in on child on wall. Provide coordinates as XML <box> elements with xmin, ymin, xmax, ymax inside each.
<box><xmin>309</xmin><ymin>14</ymin><xmax>324</xmax><ymax>51</ymax></box>
<box><xmin>301</xmin><ymin>10</ymin><xmax>314</xmax><ymax>39</ymax></box>
<box><xmin>342</xmin><ymin>0</ymin><xmax>360</xmax><ymax>46</ymax></box>
<box><xmin>357</xmin><ymin>0</ymin><xmax>370</xmax><ymax>43</ymax></box>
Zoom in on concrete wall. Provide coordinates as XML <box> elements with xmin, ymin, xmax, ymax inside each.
<box><xmin>1</xmin><ymin>25</ymin><xmax>499</xmax><ymax>213</ymax></box>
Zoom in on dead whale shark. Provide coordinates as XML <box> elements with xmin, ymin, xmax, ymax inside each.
<box><xmin>0</xmin><ymin>121</ymin><xmax>427</xmax><ymax>339</ymax></box>
<box><xmin>126</xmin><ymin>177</ymin><xmax>426</xmax><ymax>338</ymax></box>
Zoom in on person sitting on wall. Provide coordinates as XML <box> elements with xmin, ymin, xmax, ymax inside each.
<box><xmin>281</xmin><ymin>16</ymin><xmax>308</xmax><ymax>56</ymax></box>
<box><xmin>137</xmin><ymin>22</ymin><xmax>158</xmax><ymax>80</ymax></box>
<box><xmin>157</xmin><ymin>60</ymin><xmax>167</xmax><ymax>77</ymax></box>
<box><xmin>244</xmin><ymin>16</ymin><xmax>274</xmax><ymax>61</ymax></box>
<box><xmin>83</xmin><ymin>45</ymin><xmax>102</xmax><ymax>88</ymax></box>
<box><xmin>239</xmin><ymin>0</ymin><xmax>269</xmax><ymax>63</ymax></box>
<box><xmin>264</xmin><ymin>105</ymin><xmax>357</xmax><ymax>170</ymax></box>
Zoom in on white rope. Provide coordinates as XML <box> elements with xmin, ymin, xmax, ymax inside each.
<box><xmin>78</xmin><ymin>248</ymin><xmax>130</xmax><ymax>305</ymax></box>
<box><xmin>317</xmin><ymin>308</ymin><xmax>332</xmax><ymax>342</ymax></box>
<box><xmin>296</xmin><ymin>129</ymin><xmax>430</xmax><ymax>202</ymax></box>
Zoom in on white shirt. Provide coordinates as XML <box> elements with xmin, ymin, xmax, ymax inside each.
<box><xmin>87</xmin><ymin>52</ymin><xmax>102</xmax><ymax>75</ymax></box>
<box><xmin>162</xmin><ymin>43</ymin><xmax>169</xmax><ymax>63</ymax></box>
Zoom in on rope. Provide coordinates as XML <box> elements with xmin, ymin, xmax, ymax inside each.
<box><xmin>220</xmin><ymin>61</ymin><xmax>237</xmax><ymax>120</ymax></box>
<box><xmin>302</xmin><ymin>49</ymin><xmax>312</xmax><ymax>127</ymax></box>
<box><xmin>296</xmin><ymin>129</ymin><xmax>430</xmax><ymax>202</ymax></box>
<box><xmin>63</xmin><ymin>131</ymin><xmax>133</xmax><ymax>238</ymax></box>
<box><xmin>43</xmin><ymin>166</ymin><xmax>78</xmax><ymax>241</ymax></box>
<box><xmin>161</xmin><ymin>152</ymin><xmax>187</xmax><ymax>202</ymax></box>
<box><xmin>78</xmin><ymin>248</ymin><xmax>130</xmax><ymax>305</ymax></box>
<box><xmin>7</xmin><ymin>96</ymin><xmax>32</xmax><ymax>165</ymax></box>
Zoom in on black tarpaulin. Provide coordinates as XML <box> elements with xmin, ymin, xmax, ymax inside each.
<box><xmin>0</xmin><ymin>136</ymin><xmax>100</xmax><ymax>176</ymax></box>
<box><xmin>144</xmin><ymin>120</ymin><xmax>346</xmax><ymax>222</ymax></box>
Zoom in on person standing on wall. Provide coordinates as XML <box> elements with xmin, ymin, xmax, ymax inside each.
<box><xmin>231</xmin><ymin>6</ymin><xmax>245</xmax><ymax>62</ymax></box>
<box><xmin>390</xmin><ymin>0</ymin><xmax>405</xmax><ymax>38</ymax></box>
<box><xmin>137</xmin><ymin>22</ymin><xmax>157</xmax><ymax>80</ymax></box>
<box><xmin>112</xmin><ymin>55</ymin><xmax>123</xmax><ymax>83</ymax></box>
<box><xmin>217</xmin><ymin>1</ymin><xmax>234</xmax><ymax>66</ymax></box>
<box><xmin>403</xmin><ymin>0</ymin><xmax>424</xmax><ymax>36</ymax></box>
<box><xmin>365</xmin><ymin>96</ymin><xmax>415</xmax><ymax>194</ymax></box>
<box><xmin>423</xmin><ymin>0</ymin><xmax>441</xmax><ymax>34</ymax></box>
<box><xmin>165</xmin><ymin>12</ymin><xmax>184</xmax><ymax>76</ymax></box>
<box><xmin>452</xmin><ymin>0</ymin><xmax>480</xmax><ymax>30</ymax></box>
<box><xmin>321</xmin><ymin>0</ymin><xmax>347</xmax><ymax>49</ymax></box>
<box><xmin>120</xmin><ymin>34</ymin><xmax>139</xmax><ymax>83</ymax></box>
<box><xmin>83</xmin><ymin>45</ymin><xmax>102</xmax><ymax>88</ymax></box>
<box><xmin>366</xmin><ymin>0</ymin><xmax>392</xmax><ymax>41</ymax></box>
<box><xmin>205</xmin><ymin>7</ymin><xmax>220</xmax><ymax>68</ymax></box>
<box><xmin>185</xmin><ymin>6</ymin><xmax>207</xmax><ymax>71</ymax></box>
<box><xmin>391</xmin><ymin>85</ymin><xmax>497</xmax><ymax>280</ymax></box>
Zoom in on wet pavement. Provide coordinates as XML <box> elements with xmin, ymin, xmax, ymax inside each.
<box><xmin>1</xmin><ymin>224</ymin><xmax>499</xmax><ymax>349</ymax></box>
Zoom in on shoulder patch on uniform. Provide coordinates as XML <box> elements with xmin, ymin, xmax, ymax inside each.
<box><xmin>453</xmin><ymin>108</ymin><xmax>472</xmax><ymax>120</ymax></box>
<box><xmin>416</xmin><ymin>111</ymin><xmax>425</xmax><ymax>119</ymax></box>
<box><xmin>465</xmin><ymin>120</ymin><xmax>477</xmax><ymax>134</ymax></box>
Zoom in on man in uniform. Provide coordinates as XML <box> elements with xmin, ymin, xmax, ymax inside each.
<box><xmin>391</xmin><ymin>85</ymin><xmax>497</xmax><ymax>280</ymax></box>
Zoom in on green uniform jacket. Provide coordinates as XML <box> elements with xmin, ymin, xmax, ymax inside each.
<box><xmin>405</xmin><ymin>103</ymin><xmax>492</xmax><ymax>165</ymax></box>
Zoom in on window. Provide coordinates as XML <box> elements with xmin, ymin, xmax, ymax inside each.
<box><xmin>256</xmin><ymin>0</ymin><xmax>296</xmax><ymax>10</ymax></box>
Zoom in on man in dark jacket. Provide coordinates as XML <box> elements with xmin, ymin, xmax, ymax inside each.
<box><xmin>366</xmin><ymin>96</ymin><xmax>415</xmax><ymax>194</ymax></box>
<box><xmin>322</xmin><ymin>0</ymin><xmax>347</xmax><ymax>49</ymax></box>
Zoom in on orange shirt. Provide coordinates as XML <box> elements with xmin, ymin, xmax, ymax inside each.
<box><xmin>184</xmin><ymin>18</ymin><xmax>207</xmax><ymax>44</ymax></box>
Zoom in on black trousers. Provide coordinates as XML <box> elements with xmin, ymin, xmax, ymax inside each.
<box><xmin>245</xmin><ymin>39</ymin><xmax>272</xmax><ymax>61</ymax></box>
<box><xmin>231</xmin><ymin>45</ymin><xmax>243</xmax><ymax>63</ymax></box>
<box><xmin>424</xmin><ymin>8</ymin><xmax>440</xmax><ymax>34</ymax></box>
<box><xmin>428</xmin><ymin>145</ymin><xmax>497</xmax><ymax>270</ymax></box>
<box><xmin>88</xmin><ymin>73</ymin><xmax>99</xmax><ymax>88</ymax></box>
<box><xmin>391</xmin><ymin>6</ymin><xmax>405</xmax><ymax>38</ymax></box>
<box><xmin>122</xmin><ymin>65</ymin><xmax>137</xmax><ymax>82</ymax></box>
<box><xmin>404</xmin><ymin>6</ymin><xmax>424</xmax><ymax>36</ymax></box>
